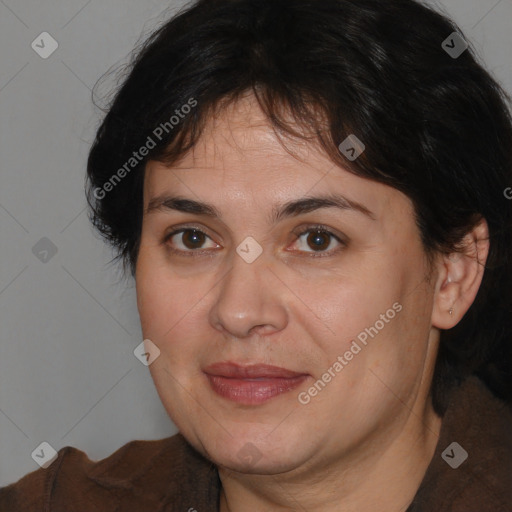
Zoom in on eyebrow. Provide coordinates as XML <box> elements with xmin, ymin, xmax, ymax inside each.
<box><xmin>146</xmin><ymin>193</ymin><xmax>376</xmax><ymax>222</ymax></box>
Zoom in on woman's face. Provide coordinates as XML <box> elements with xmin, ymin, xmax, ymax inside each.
<box><xmin>136</xmin><ymin>94</ymin><xmax>440</xmax><ymax>475</ymax></box>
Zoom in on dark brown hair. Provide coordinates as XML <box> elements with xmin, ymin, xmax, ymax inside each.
<box><xmin>86</xmin><ymin>0</ymin><xmax>512</xmax><ymax>413</ymax></box>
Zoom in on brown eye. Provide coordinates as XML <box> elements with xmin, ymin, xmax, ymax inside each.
<box><xmin>164</xmin><ymin>228</ymin><xmax>219</xmax><ymax>254</ymax></box>
<box><xmin>306</xmin><ymin>230</ymin><xmax>331</xmax><ymax>251</ymax></box>
<box><xmin>181</xmin><ymin>229</ymin><xmax>206</xmax><ymax>249</ymax></box>
<box><xmin>290</xmin><ymin>225</ymin><xmax>346</xmax><ymax>256</ymax></box>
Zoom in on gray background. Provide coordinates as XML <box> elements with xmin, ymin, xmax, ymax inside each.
<box><xmin>0</xmin><ymin>0</ymin><xmax>511</xmax><ymax>487</ymax></box>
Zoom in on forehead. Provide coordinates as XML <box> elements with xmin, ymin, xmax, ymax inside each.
<box><xmin>170</xmin><ymin>94</ymin><xmax>326</xmax><ymax>172</ymax></box>
<box><xmin>143</xmin><ymin>94</ymin><xmax>411</xmax><ymax>223</ymax></box>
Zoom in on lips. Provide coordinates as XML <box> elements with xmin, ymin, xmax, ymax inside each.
<box><xmin>203</xmin><ymin>362</ymin><xmax>309</xmax><ymax>405</ymax></box>
<box><xmin>204</xmin><ymin>362</ymin><xmax>306</xmax><ymax>379</ymax></box>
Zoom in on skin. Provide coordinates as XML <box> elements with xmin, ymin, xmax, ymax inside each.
<box><xmin>135</xmin><ymin>92</ymin><xmax>489</xmax><ymax>511</ymax></box>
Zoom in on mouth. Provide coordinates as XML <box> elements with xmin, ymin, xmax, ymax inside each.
<box><xmin>203</xmin><ymin>362</ymin><xmax>309</xmax><ymax>405</ymax></box>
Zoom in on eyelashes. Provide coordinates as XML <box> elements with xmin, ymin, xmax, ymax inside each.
<box><xmin>162</xmin><ymin>224</ymin><xmax>347</xmax><ymax>258</ymax></box>
<box><xmin>163</xmin><ymin>227</ymin><xmax>219</xmax><ymax>255</ymax></box>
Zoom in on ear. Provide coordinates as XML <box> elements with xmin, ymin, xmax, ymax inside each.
<box><xmin>431</xmin><ymin>218</ymin><xmax>490</xmax><ymax>329</ymax></box>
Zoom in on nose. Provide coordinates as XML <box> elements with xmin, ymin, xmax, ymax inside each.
<box><xmin>208</xmin><ymin>251</ymin><xmax>288</xmax><ymax>340</ymax></box>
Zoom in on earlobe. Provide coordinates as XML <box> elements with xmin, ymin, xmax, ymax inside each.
<box><xmin>431</xmin><ymin>218</ymin><xmax>490</xmax><ymax>330</ymax></box>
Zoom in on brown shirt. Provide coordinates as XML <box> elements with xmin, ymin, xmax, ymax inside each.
<box><xmin>1</xmin><ymin>376</ymin><xmax>511</xmax><ymax>511</ymax></box>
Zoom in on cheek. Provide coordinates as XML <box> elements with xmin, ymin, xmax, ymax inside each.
<box><xmin>311</xmin><ymin>261</ymin><xmax>426</xmax><ymax>376</ymax></box>
<box><xmin>136</xmin><ymin>269</ymin><xmax>165</xmax><ymax>336</ymax></box>
<box><xmin>320</xmin><ymin>271</ymin><xmax>400</xmax><ymax>338</ymax></box>
<box><xmin>135</xmin><ymin>258</ymin><xmax>212</xmax><ymax>368</ymax></box>
<box><xmin>136</xmin><ymin>251</ymin><xmax>181</xmax><ymax>339</ymax></box>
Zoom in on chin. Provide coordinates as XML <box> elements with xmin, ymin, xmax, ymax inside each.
<box><xmin>216</xmin><ymin>449</ymin><xmax>303</xmax><ymax>476</ymax></box>
<box><xmin>191</xmin><ymin>429</ymin><xmax>310</xmax><ymax>475</ymax></box>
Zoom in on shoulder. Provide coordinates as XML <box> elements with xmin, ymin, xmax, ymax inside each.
<box><xmin>409</xmin><ymin>376</ymin><xmax>512</xmax><ymax>511</ymax></box>
<box><xmin>0</xmin><ymin>433</ymin><xmax>220</xmax><ymax>511</ymax></box>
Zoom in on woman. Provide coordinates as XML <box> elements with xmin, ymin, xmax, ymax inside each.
<box><xmin>1</xmin><ymin>0</ymin><xmax>511</xmax><ymax>510</ymax></box>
